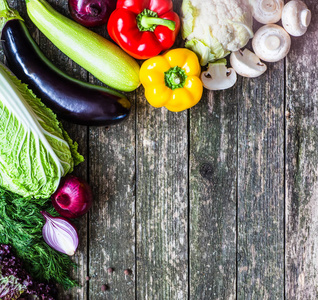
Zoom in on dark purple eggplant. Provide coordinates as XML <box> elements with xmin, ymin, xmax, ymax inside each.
<box><xmin>1</xmin><ymin>19</ymin><xmax>131</xmax><ymax>126</ymax></box>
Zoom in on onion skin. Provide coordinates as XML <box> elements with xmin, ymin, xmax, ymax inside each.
<box><xmin>68</xmin><ymin>0</ymin><xmax>116</xmax><ymax>27</ymax></box>
<box><xmin>51</xmin><ymin>175</ymin><xmax>93</xmax><ymax>219</ymax></box>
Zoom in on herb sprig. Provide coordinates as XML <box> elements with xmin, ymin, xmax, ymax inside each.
<box><xmin>0</xmin><ymin>187</ymin><xmax>77</xmax><ymax>289</ymax></box>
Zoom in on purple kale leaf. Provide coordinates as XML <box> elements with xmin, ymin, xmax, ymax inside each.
<box><xmin>0</xmin><ymin>244</ymin><xmax>57</xmax><ymax>299</ymax></box>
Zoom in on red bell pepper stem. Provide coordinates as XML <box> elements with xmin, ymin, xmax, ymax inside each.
<box><xmin>140</xmin><ymin>16</ymin><xmax>175</xmax><ymax>31</ymax></box>
<box><xmin>137</xmin><ymin>8</ymin><xmax>175</xmax><ymax>32</ymax></box>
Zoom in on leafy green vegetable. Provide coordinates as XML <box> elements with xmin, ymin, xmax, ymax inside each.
<box><xmin>0</xmin><ymin>63</ymin><xmax>84</xmax><ymax>198</ymax></box>
<box><xmin>0</xmin><ymin>186</ymin><xmax>77</xmax><ymax>289</ymax></box>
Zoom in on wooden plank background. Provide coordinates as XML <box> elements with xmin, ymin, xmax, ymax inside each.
<box><xmin>1</xmin><ymin>0</ymin><xmax>318</xmax><ymax>299</ymax></box>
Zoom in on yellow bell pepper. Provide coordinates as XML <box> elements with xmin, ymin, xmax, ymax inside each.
<box><xmin>139</xmin><ymin>48</ymin><xmax>203</xmax><ymax>112</ymax></box>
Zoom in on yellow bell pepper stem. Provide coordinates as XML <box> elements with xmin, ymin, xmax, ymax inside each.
<box><xmin>164</xmin><ymin>66</ymin><xmax>187</xmax><ymax>90</ymax></box>
<box><xmin>140</xmin><ymin>48</ymin><xmax>203</xmax><ymax>112</ymax></box>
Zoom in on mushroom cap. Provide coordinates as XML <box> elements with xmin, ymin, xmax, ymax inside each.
<box><xmin>282</xmin><ymin>0</ymin><xmax>311</xmax><ymax>37</ymax></box>
<box><xmin>252</xmin><ymin>24</ymin><xmax>291</xmax><ymax>62</ymax></box>
<box><xmin>230</xmin><ymin>49</ymin><xmax>267</xmax><ymax>78</ymax></box>
<box><xmin>201</xmin><ymin>60</ymin><xmax>237</xmax><ymax>91</ymax></box>
<box><xmin>251</xmin><ymin>0</ymin><xmax>284</xmax><ymax>24</ymax></box>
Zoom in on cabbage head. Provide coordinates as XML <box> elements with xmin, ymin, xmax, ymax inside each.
<box><xmin>0</xmin><ymin>64</ymin><xmax>83</xmax><ymax>198</ymax></box>
<box><xmin>181</xmin><ymin>0</ymin><xmax>254</xmax><ymax>66</ymax></box>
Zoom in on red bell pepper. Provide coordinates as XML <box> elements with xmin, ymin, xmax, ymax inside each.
<box><xmin>107</xmin><ymin>0</ymin><xmax>180</xmax><ymax>60</ymax></box>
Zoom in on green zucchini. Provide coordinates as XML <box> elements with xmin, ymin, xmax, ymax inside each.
<box><xmin>25</xmin><ymin>0</ymin><xmax>140</xmax><ymax>92</ymax></box>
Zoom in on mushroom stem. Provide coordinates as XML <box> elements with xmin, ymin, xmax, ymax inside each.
<box><xmin>252</xmin><ymin>24</ymin><xmax>291</xmax><ymax>62</ymax></box>
<box><xmin>265</xmin><ymin>35</ymin><xmax>281</xmax><ymax>50</ymax></box>
<box><xmin>201</xmin><ymin>59</ymin><xmax>237</xmax><ymax>91</ymax></box>
<box><xmin>261</xmin><ymin>0</ymin><xmax>279</xmax><ymax>14</ymax></box>
<box><xmin>230</xmin><ymin>49</ymin><xmax>267</xmax><ymax>78</ymax></box>
<box><xmin>301</xmin><ymin>9</ymin><xmax>311</xmax><ymax>28</ymax></box>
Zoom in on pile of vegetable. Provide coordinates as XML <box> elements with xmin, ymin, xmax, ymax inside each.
<box><xmin>0</xmin><ymin>186</ymin><xmax>77</xmax><ymax>290</ymax></box>
<box><xmin>180</xmin><ymin>0</ymin><xmax>311</xmax><ymax>91</ymax></box>
<box><xmin>0</xmin><ymin>0</ymin><xmax>312</xmax><ymax>297</ymax></box>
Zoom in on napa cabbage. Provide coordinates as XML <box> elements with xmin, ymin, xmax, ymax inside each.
<box><xmin>0</xmin><ymin>63</ymin><xmax>83</xmax><ymax>198</ymax></box>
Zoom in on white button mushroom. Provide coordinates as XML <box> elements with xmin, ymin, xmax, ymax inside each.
<box><xmin>230</xmin><ymin>49</ymin><xmax>267</xmax><ymax>78</ymax></box>
<box><xmin>201</xmin><ymin>59</ymin><xmax>237</xmax><ymax>91</ymax></box>
<box><xmin>252</xmin><ymin>24</ymin><xmax>291</xmax><ymax>62</ymax></box>
<box><xmin>250</xmin><ymin>0</ymin><xmax>284</xmax><ymax>24</ymax></box>
<box><xmin>282</xmin><ymin>0</ymin><xmax>311</xmax><ymax>37</ymax></box>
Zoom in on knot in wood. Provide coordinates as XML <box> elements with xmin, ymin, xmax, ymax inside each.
<box><xmin>199</xmin><ymin>163</ymin><xmax>214</xmax><ymax>181</ymax></box>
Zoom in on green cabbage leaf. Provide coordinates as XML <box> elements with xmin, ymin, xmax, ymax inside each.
<box><xmin>0</xmin><ymin>63</ymin><xmax>83</xmax><ymax>198</ymax></box>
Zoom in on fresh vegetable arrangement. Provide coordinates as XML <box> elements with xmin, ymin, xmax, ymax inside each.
<box><xmin>107</xmin><ymin>0</ymin><xmax>180</xmax><ymax>60</ymax></box>
<box><xmin>0</xmin><ymin>3</ymin><xmax>132</xmax><ymax>126</ymax></box>
<box><xmin>180</xmin><ymin>0</ymin><xmax>311</xmax><ymax>91</ymax></box>
<box><xmin>0</xmin><ymin>0</ymin><xmax>313</xmax><ymax>298</ymax></box>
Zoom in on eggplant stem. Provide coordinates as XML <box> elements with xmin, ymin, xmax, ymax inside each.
<box><xmin>0</xmin><ymin>0</ymin><xmax>24</xmax><ymax>32</ymax></box>
<box><xmin>0</xmin><ymin>0</ymin><xmax>9</xmax><ymax>12</ymax></box>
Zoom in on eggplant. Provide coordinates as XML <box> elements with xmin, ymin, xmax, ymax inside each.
<box><xmin>1</xmin><ymin>19</ymin><xmax>131</xmax><ymax>126</ymax></box>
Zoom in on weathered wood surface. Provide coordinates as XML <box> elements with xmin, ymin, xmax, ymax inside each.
<box><xmin>1</xmin><ymin>0</ymin><xmax>318</xmax><ymax>299</ymax></box>
<box><xmin>237</xmin><ymin>56</ymin><xmax>285</xmax><ymax>300</ymax></box>
<box><xmin>190</xmin><ymin>88</ymin><xmax>237</xmax><ymax>299</ymax></box>
<box><xmin>285</xmin><ymin>2</ymin><xmax>318</xmax><ymax>299</ymax></box>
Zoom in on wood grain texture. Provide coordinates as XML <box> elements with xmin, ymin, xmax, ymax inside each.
<box><xmin>236</xmin><ymin>57</ymin><xmax>285</xmax><ymax>298</ymax></box>
<box><xmin>136</xmin><ymin>90</ymin><xmax>189</xmax><ymax>300</ymax></box>
<box><xmin>285</xmin><ymin>1</ymin><xmax>318</xmax><ymax>299</ymax></box>
<box><xmin>86</xmin><ymin>22</ymin><xmax>137</xmax><ymax>300</ymax></box>
<box><xmin>88</xmin><ymin>117</ymin><xmax>136</xmax><ymax>300</ymax></box>
<box><xmin>189</xmin><ymin>88</ymin><xmax>237</xmax><ymax>300</ymax></box>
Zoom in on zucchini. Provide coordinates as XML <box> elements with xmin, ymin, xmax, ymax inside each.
<box><xmin>25</xmin><ymin>0</ymin><xmax>140</xmax><ymax>92</ymax></box>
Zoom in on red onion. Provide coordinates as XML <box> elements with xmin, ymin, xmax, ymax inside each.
<box><xmin>41</xmin><ymin>211</ymin><xmax>79</xmax><ymax>256</ymax></box>
<box><xmin>68</xmin><ymin>0</ymin><xmax>116</xmax><ymax>27</ymax></box>
<box><xmin>51</xmin><ymin>175</ymin><xmax>93</xmax><ymax>219</ymax></box>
